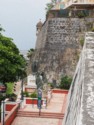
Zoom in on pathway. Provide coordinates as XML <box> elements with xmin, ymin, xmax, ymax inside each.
<box><xmin>11</xmin><ymin>93</ymin><xmax>67</xmax><ymax>125</ymax></box>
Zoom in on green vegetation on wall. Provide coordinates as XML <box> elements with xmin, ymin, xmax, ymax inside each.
<box><xmin>27</xmin><ymin>48</ymin><xmax>35</xmax><ymax>57</ymax></box>
<box><xmin>80</xmin><ymin>38</ymin><xmax>84</xmax><ymax>47</ymax></box>
<box><xmin>45</xmin><ymin>0</ymin><xmax>59</xmax><ymax>13</ymax></box>
<box><xmin>77</xmin><ymin>11</ymin><xmax>88</xmax><ymax>18</ymax></box>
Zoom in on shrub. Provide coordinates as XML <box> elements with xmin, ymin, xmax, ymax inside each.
<box><xmin>30</xmin><ymin>92</ymin><xmax>37</xmax><ymax>98</ymax></box>
<box><xmin>47</xmin><ymin>83</ymin><xmax>51</xmax><ymax>88</ymax></box>
<box><xmin>59</xmin><ymin>75</ymin><xmax>72</xmax><ymax>90</ymax></box>
<box><xmin>77</xmin><ymin>11</ymin><xmax>87</xmax><ymax>18</ymax></box>
<box><xmin>23</xmin><ymin>91</ymin><xmax>29</xmax><ymax>97</ymax></box>
<box><xmin>48</xmin><ymin>81</ymin><xmax>56</xmax><ymax>89</ymax></box>
<box><xmin>91</xmin><ymin>28</ymin><xmax>94</xmax><ymax>32</ymax></box>
<box><xmin>8</xmin><ymin>93</ymin><xmax>17</xmax><ymax>101</ymax></box>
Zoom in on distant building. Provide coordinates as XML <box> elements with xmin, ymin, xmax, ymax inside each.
<box><xmin>51</xmin><ymin>1</ymin><xmax>65</xmax><ymax>10</ymax></box>
<box><xmin>46</xmin><ymin>0</ymin><xmax>94</xmax><ymax>19</ymax></box>
<box><xmin>64</xmin><ymin>0</ymin><xmax>94</xmax><ymax>9</ymax></box>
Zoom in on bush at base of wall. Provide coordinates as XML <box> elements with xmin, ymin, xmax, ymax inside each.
<box><xmin>59</xmin><ymin>75</ymin><xmax>72</xmax><ymax>90</ymax></box>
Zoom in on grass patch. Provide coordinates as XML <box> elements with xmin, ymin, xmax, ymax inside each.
<box><xmin>6</xmin><ymin>82</ymin><xmax>14</xmax><ymax>95</ymax></box>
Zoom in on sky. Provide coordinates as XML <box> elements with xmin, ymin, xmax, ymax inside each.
<box><xmin>0</xmin><ymin>0</ymin><xmax>50</xmax><ymax>51</ymax></box>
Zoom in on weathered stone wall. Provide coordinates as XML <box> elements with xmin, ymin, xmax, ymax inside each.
<box><xmin>31</xmin><ymin>18</ymin><xmax>94</xmax><ymax>83</ymax></box>
<box><xmin>36</xmin><ymin>21</ymin><xmax>48</xmax><ymax>49</ymax></box>
<box><xmin>63</xmin><ymin>32</ymin><xmax>94</xmax><ymax>125</ymax></box>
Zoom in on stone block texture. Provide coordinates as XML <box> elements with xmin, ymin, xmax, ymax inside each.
<box><xmin>63</xmin><ymin>32</ymin><xmax>94</xmax><ymax>125</ymax></box>
<box><xmin>30</xmin><ymin>18</ymin><xmax>94</xmax><ymax>83</ymax></box>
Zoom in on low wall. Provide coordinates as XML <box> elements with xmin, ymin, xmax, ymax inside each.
<box><xmin>5</xmin><ymin>103</ymin><xmax>16</xmax><ymax>111</ymax></box>
<box><xmin>5</xmin><ymin>104</ymin><xmax>19</xmax><ymax>125</ymax></box>
<box><xmin>52</xmin><ymin>89</ymin><xmax>68</xmax><ymax>94</ymax></box>
<box><xmin>0</xmin><ymin>103</ymin><xmax>20</xmax><ymax>125</ymax></box>
<box><xmin>26</xmin><ymin>98</ymin><xmax>38</xmax><ymax>105</ymax></box>
<box><xmin>25</xmin><ymin>98</ymin><xmax>45</xmax><ymax>105</ymax></box>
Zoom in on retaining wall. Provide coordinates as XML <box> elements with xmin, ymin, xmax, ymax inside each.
<box><xmin>63</xmin><ymin>32</ymin><xmax>94</xmax><ymax>125</ymax></box>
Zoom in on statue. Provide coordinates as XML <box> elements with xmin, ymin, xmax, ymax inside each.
<box><xmin>36</xmin><ymin>73</ymin><xmax>43</xmax><ymax>89</ymax></box>
<box><xmin>41</xmin><ymin>72</ymin><xmax>47</xmax><ymax>83</ymax></box>
<box><xmin>31</xmin><ymin>61</ymin><xmax>39</xmax><ymax>74</ymax></box>
<box><xmin>31</xmin><ymin>61</ymin><xmax>48</xmax><ymax>89</ymax></box>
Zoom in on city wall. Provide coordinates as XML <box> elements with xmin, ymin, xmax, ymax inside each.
<box><xmin>33</xmin><ymin>18</ymin><xmax>94</xmax><ymax>82</ymax></box>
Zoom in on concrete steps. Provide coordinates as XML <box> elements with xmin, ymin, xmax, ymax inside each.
<box><xmin>17</xmin><ymin>111</ymin><xmax>64</xmax><ymax>119</ymax></box>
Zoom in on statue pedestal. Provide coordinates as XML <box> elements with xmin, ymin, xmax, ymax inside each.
<box><xmin>27</xmin><ymin>74</ymin><xmax>37</xmax><ymax>88</ymax></box>
<box><xmin>25</xmin><ymin>86</ymin><xmax>36</xmax><ymax>93</ymax></box>
<box><xmin>25</xmin><ymin>74</ymin><xmax>37</xmax><ymax>93</ymax></box>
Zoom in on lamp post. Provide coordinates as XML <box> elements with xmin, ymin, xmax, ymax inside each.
<box><xmin>21</xmin><ymin>77</ymin><xmax>24</xmax><ymax>101</ymax></box>
<box><xmin>1</xmin><ymin>100</ymin><xmax>5</xmax><ymax>125</ymax></box>
<box><xmin>20</xmin><ymin>68</ymin><xmax>25</xmax><ymax>108</ymax></box>
<box><xmin>20</xmin><ymin>75</ymin><xmax>24</xmax><ymax>109</ymax></box>
<box><xmin>1</xmin><ymin>98</ymin><xmax>9</xmax><ymax>125</ymax></box>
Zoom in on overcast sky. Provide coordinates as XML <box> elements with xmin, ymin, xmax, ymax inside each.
<box><xmin>0</xmin><ymin>0</ymin><xmax>50</xmax><ymax>50</ymax></box>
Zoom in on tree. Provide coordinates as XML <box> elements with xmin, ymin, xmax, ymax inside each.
<box><xmin>27</xmin><ymin>48</ymin><xmax>35</xmax><ymax>57</ymax></box>
<box><xmin>59</xmin><ymin>75</ymin><xmax>72</xmax><ymax>90</ymax></box>
<box><xmin>0</xmin><ymin>26</ymin><xmax>26</xmax><ymax>84</ymax></box>
<box><xmin>45</xmin><ymin>0</ymin><xmax>62</xmax><ymax>13</ymax></box>
<box><xmin>45</xmin><ymin>0</ymin><xmax>57</xmax><ymax>13</ymax></box>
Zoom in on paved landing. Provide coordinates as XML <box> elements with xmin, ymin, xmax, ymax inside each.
<box><xmin>11</xmin><ymin>93</ymin><xmax>67</xmax><ymax>125</ymax></box>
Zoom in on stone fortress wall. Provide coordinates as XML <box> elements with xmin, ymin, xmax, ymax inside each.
<box><xmin>36</xmin><ymin>18</ymin><xmax>94</xmax><ymax>50</ymax></box>
<box><xmin>36</xmin><ymin>21</ymin><xmax>49</xmax><ymax>49</ymax></box>
<box><xmin>63</xmin><ymin>32</ymin><xmax>94</xmax><ymax>125</ymax></box>
<box><xmin>33</xmin><ymin>18</ymin><xmax>94</xmax><ymax>83</ymax></box>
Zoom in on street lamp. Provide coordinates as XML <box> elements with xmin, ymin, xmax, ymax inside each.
<box><xmin>0</xmin><ymin>82</ymin><xmax>6</xmax><ymax>125</ymax></box>
<box><xmin>1</xmin><ymin>99</ymin><xmax>9</xmax><ymax>125</ymax></box>
<box><xmin>20</xmin><ymin>68</ymin><xmax>25</xmax><ymax>108</ymax></box>
<box><xmin>21</xmin><ymin>77</ymin><xmax>24</xmax><ymax>101</ymax></box>
<box><xmin>1</xmin><ymin>100</ymin><xmax>5</xmax><ymax>125</ymax></box>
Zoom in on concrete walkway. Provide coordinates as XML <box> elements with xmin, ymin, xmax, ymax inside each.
<box><xmin>11</xmin><ymin>93</ymin><xmax>67</xmax><ymax>125</ymax></box>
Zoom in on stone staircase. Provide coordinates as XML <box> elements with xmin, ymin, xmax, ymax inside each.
<box><xmin>16</xmin><ymin>110</ymin><xmax>64</xmax><ymax>119</ymax></box>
